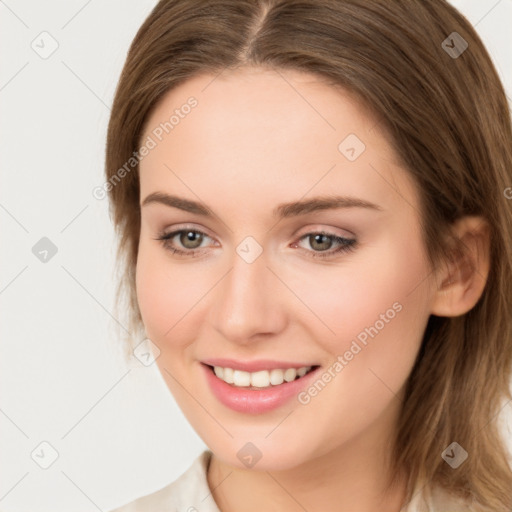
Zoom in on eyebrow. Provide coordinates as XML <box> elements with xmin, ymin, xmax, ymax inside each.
<box><xmin>141</xmin><ymin>192</ymin><xmax>383</xmax><ymax>218</ymax></box>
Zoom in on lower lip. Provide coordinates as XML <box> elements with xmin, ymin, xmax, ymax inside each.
<box><xmin>201</xmin><ymin>363</ymin><xmax>321</xmax><ymax>414</ymax></box>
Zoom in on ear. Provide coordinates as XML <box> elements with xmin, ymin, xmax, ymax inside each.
<box><xmin>430</xmin><ymin>216</ymin><xmax>490</xmax><ymax>317</ymax></box>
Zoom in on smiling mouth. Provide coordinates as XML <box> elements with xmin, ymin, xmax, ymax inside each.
<box><xmin>204</xmin><ymin>363</ymin><xmax>320</xmax><ymax>389</ymax></box>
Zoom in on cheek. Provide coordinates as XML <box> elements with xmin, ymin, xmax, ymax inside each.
<box><xmin>285</xmin><ymin>236</ymin><xmax>431</xmax><ymax>445</ymax></box>
<box><xmin>289</xmin><ymin>230</ymin><xmax>431</xmax><ymax>365</ymax></box>
<box><xmin>135</xmin><ymin>242</ymin><xmax>201</xmax><ymax>343</ymax></box>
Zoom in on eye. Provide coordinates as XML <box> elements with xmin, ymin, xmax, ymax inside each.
<box><xmin>154</xmin><ymin>228</ymin><xmax>214</xmax><ymax>256</ymax></box>
<box><xmin>154</xmin><ymin>227</ymin><xmax>357</xmax><ymax>260</ymax></box>
<box><xmin>292</xmin><ymin>231</ymin><xmax>357</xmax><ymax>259</ymax></box>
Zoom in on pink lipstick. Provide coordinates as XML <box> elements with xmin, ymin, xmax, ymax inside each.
<box><xmin>201</xmin><ymin>361</ymin><xmax>321</xmax><ymax>414</ymax></box>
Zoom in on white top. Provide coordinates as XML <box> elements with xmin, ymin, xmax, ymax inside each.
<box><xmin>109</xmin><ymin>450</ymin><xmax>475</xmax><ymax>512</ymax></box>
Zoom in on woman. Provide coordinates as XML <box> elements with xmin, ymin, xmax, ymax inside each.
<box><xmin>105</xmin><ymin>1</ymin><xmax>512</xmax><ymax>510</ymax></box>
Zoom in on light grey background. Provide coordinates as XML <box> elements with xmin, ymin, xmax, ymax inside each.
<box><xmin>1</xmin><ymin>1</ymin><xmax>511</xmax><ymax>511</ymax></box>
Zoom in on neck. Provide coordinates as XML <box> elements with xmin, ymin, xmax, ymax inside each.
<box><xmin>206</xmin><ymin>406</ymin><xmax>407</xmax><ymax>512</ymax></box>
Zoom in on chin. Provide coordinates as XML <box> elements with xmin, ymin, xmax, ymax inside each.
<box><xmin>205</xmin><ymin>435</ymin><xmax>322</xmax><ymax>472</ymax></box>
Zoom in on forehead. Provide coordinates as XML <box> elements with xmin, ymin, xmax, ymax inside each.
<box><xmin>142</xmin><ymin>67</ymin><xmax>386</xmax><ymax>155</ymax></box>
<box><xmin>138</xmin><ymin>67</ymin><xmax>417</xmax><ymax>217</ymax></box>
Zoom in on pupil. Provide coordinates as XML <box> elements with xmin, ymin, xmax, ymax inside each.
<box><xmin>312</xmin><ymin>234</ymin><xmax>331</xmax><ymax>251</ymax></box>
<box><xmin>182</xmin><ymin>231</ymin><xmax>202</xmax><ymax>248</ymax></box>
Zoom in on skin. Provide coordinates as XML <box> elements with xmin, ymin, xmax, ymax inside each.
<box><xmin>135</xmin><ymin>66</ymin><xmax>490</xmax><ymax>512</ymax></box>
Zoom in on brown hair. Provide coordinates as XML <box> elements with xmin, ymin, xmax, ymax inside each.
<box><xmin>104</xmin><ymin>0</ymin><xmax>512</xmax><ymax>509</ymax></box>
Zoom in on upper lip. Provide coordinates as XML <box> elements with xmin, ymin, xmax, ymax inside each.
<box><xmin>201</xmin><ymin>358</ymin><xmax>319</xmax><ymax>372</ymax></box>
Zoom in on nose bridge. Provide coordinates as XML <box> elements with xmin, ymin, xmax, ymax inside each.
<box><xmin>211</xmin><ymin>240</ymin><xmax>285</xmax><ymax>342</ymax></box>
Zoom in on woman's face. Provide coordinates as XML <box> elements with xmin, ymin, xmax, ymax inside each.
<box><xmin>136</xmin><ymin>67</ymin><xmax>437</xmax><ymax>471</ymax></box>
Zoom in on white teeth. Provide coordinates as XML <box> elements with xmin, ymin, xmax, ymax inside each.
<box><xmin>212</xmin><ymin>365</ymin><xmax>313</xmax><ymax>388</ymax></box>
<box><xmin>233</xmin><ymin>370</ymin><xmax>251</xmax><ymax>387</ymax></box>
<box><xmin>297</xmin><ymin>367</ymin><xmax>308</xmax><ymax>377</ymax></box>
<box><xmin>283</xmin><ymin>368</ymin><xmax>297</xmax><ymax>382</ymax></box>
<box><xmin>269</xmin><ymin>368</ymin><xmax>284</xmax><ymax>385</ymax></box>
<box><xmin>223</xmin><ymin>367</ymin><xmax>234</xmax><ymax>384</ymax></box>
<box><xmin>251</xmin><ymin>370</ymin><xmax>270</xmax><ymax>388</ymax></box>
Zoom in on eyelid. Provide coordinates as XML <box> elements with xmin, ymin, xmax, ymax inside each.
<box><xmin>158</xmin><ymin>223</ymin><xmax>354</xmax><ymax>244</ymax></box>
<box><xmin>294</xmin><ymin>224</ymin><xmax>355</xmax><ymax>239</ymax></box>
<box><xmin>160</xmin><ymin>223</ymin><xmax>216</xmax><ymax>241</ymax></box>
<box><xmin>156</xmin><ymin>224</ymin><xmax>357</xmax><ymax>259</ymax></box>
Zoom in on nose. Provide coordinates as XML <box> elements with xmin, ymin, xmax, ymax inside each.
<box><xmin>210</xmin><ymin>245</ymin><xmax>288</xmax><ymax>345</ymax></box>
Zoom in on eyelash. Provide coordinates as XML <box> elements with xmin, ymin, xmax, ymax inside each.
<box><xmin>154</xmin><ymin>228</ymin><xmax>357</xmax><ymax>260</ymax></box>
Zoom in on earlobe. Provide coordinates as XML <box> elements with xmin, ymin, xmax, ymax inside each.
<box><xmin>430</xmin><ymin>216</ymin><xmax>490</xmax><ymax>318</ymax></box>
